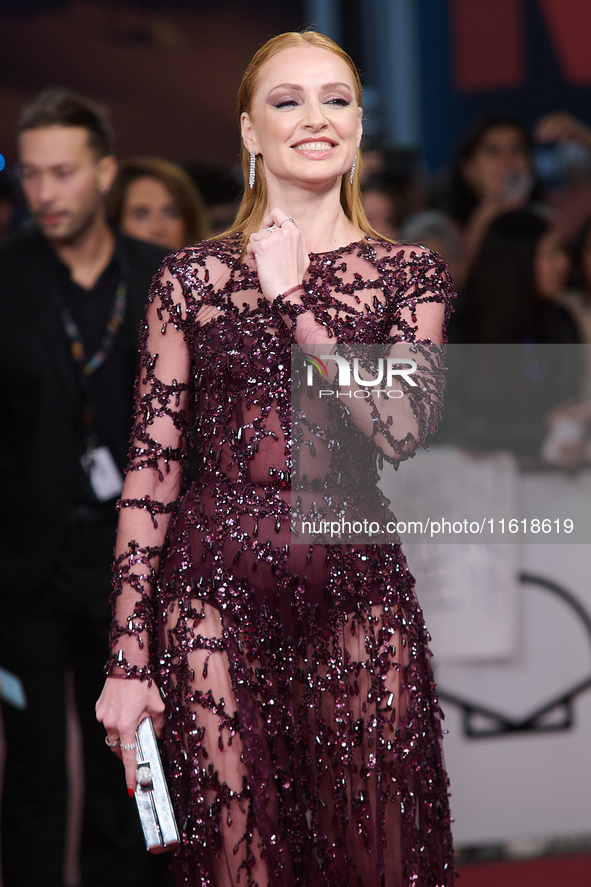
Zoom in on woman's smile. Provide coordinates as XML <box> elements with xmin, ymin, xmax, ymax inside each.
<box><xmin>291</xmin><ymin>138</ymin><xmax>337</xmax><ymax>158</ymax></box>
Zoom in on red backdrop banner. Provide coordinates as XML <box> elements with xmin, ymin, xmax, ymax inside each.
<box><xmin>537</xmin><ymin>0</ymin><xmax>591</xmax><ymax>84</ymax></box>
<box><xmin>451</xmin><ymin>0</ymin><xmax>525</xmax><ymax>93</ymax></box>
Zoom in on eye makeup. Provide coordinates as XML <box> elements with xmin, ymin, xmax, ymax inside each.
<box><xmin>267</xmin><ymin>81</ymin><xmax>354</xmax><ymax>110</ymax></box>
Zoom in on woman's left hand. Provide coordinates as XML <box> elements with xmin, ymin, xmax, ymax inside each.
<box><xmin>246</xmin><ymin>208</ymin><xmax>310</xmax><ymax>301</ymax></box>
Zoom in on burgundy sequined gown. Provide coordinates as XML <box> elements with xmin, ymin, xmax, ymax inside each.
<box><xmin>108</xmin><ymin>235</ymin><xmax>456</xmax><ymax>886</ymax></box>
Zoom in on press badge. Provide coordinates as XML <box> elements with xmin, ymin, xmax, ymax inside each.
<box><xmin>81</xmin><ymin>445</ymin><xmax>124</xmax><ymax>501</ymax></box>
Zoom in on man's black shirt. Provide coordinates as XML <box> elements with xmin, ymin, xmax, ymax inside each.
<box><xmin>41</xmin><ymin>231</ymin><xmax>159</xmax><ymax>503</ymax></box>
<box><xmin>0</xmin><ymin>222</ymin><xmax>168</xmax><ymax>592</ymax></box>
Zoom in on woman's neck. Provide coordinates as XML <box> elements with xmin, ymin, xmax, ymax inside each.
<box><xmin>265</xmin><ymin>178</ymin><xmax>361</xmax><ymax>253</ymax></box>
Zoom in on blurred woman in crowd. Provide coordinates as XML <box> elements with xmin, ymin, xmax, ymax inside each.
<box><xmin>108</xmin><ymin>156</ymin><xmax>209</xmax><ymax>250</ymax></box>
<box><xmin>443</xmin><ymin>113</ymin><xmax>541</xmax><ymax>269</ymax></box>
<box><xmin>453</xmin><ymin>207</ymin><xmax>573</xmax><ymax>343</ymax></box>
<box><xmin>442</xmin><ymin>208</ymin><xmax>579</xmax><ymax>462</ymax></box>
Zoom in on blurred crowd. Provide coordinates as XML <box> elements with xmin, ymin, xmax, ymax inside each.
<box><xmin>360</xmin><ymin>110</ymin><xmax>591</xmax><ymax>469</ymax></box>
<box><xmin>3</xmin><ymin>101</ymin><xmax>591</xmax><ymax>471</ymax></box>
<box><xmin>3</xmin><ymin>100</ymin><xmax>591</xmax><ymax>468</ymax></box>
<box><xmin>4</xmin><ymin>106</ymin><xmax>591</xmax><ymax>346</ymax></box>
<box><xmin>3</xmin><ymin>105</ymin><xmax>591</xmax><ymax>330</ymax></box>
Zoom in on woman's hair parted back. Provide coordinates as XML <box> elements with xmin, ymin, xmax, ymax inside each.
<box><xmin>222</xmin><ymin>30</ymin><xmax>394</xmax><ymax>250</ymax></box>
<box><xmin>461</xmin><ymin>208</ymin><xmax>568</xmax><ymax>342</ymax></box>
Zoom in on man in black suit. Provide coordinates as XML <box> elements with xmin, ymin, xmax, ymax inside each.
<box><xmin>0</xmin><ymin>89</ymin><xmax>170</xmax><ymax>887</ymax></box>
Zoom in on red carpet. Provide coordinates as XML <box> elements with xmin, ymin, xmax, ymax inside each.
<box><xmin>458</xmin><ymin>853</ymin><xmax>591</xmax><ymax>886</ymax></box>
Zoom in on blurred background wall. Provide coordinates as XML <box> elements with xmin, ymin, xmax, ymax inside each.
<box><xmin>2</xmin><ymin>0</ymin><xmax>591</xmax><ymax>172</ymax></box>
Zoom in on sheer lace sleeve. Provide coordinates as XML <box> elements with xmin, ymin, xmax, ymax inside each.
<box><xmin>368</xmin><ymin>245</ymin><xmax>451</xmax><ymax>462</ymax></box>
<box><xmin>105</xmin><ymin>256</ymin><xmax>195</xmax><ymax>680</ymax></box>
<box><xmin>283</xmin><ymin>245</ymin><xmax>453</xmax><ymax>466</ymax></box>
<box><xmin>280</xmin><ymin>244</ymin><xmax>455</xmax><ymax>544</ymax></box>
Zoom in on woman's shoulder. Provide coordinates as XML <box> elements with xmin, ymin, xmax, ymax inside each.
<box><xmin>146</xmin><ymin>235</ymin><xmax>244</xmax><ymax>315</ymax></box>
<box><xmin>164</xmin><ymin>233</ymin><xmax>242</xmax><ymax>275</ymax></box>
<box><xmin>154</xmin><ymin>234</ymin><xmax>244</xmax><ymax>298</ymax></box>
<box><xmin>364</xmin><ymin>237</ymin><xmax>453</xmax><ymax>290</ymax></box>
<box><xmin>366</xmin><ymin>237</ymin><xmax>446</xmax><ymax>267</ymax></box>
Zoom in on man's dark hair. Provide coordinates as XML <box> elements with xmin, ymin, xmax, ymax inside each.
<box><xmin>17</xmin><ymin>88</ymin><xmax>113</xmax><ymax>158</ymax></box>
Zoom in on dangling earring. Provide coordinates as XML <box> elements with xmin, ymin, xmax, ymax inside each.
<box><xmin>249</xmin><ymin>149</ymin><xmax>256</xmax><ymax>189</ymax></box>
<box><xmin>349</xmin><ymin>147</ymin><xmax>358</xmax><ymax>185</ymax></box>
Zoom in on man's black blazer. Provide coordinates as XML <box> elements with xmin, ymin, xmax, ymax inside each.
<box><xmin>0</xmin><ymin>225</ymin><xmax>168</xmax><ymax>595</ymax></box>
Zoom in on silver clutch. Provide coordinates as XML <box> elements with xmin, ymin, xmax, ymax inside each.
<box><xmin>134</xmin><ymin>717</ymin><xmax>180</xmax><ymax>853</ymax></box>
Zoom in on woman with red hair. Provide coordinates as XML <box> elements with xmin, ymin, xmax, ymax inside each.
<box><xmin>97</xmin><ymin>31</ymin><xmax>455</xmax><ymax>886</ymax></box>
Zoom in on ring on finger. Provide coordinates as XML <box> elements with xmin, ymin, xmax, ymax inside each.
<box><xmin>105</xmin><ymin>736</ymin><xmax>120</xmax><ymax>748</ymax></box>
<box><xmin>279</xmin><ymin>217</ymin><xmax>294</xmax><ymax>226</ymax></box>
<box><xmin>120</xmin><ymin>741</ymin><xmax>137</xmax><ymax>752</ymax></box>
<box><xmin>267</xmin><ymin>225</ymin><xmax>277</xmax><ymax>234</ymax></box>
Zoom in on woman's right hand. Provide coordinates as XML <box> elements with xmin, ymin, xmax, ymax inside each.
<box><xmin>246</xmin><ymin>208</ymin><xmax>310</xmax><ymax>301</ymax></box>
<box><xmin>96</xmin><ymin>676</ymin><xmax>165</xmax><ymax>796</ymax></box>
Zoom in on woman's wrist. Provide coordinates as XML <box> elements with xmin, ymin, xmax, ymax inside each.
<box><xmin>274</xmin><ymin>283</ymin><xmax>305</xmax><ymax>307</ymax></box>
<box><xmin>279</xmin><ymin>284</ymin><xmax>305</xmax><ymax>301</ymax></box>
<box><xmin>105</xmin><ymin>649</ymin><xmax>154</xmax><ymax>682</ymax></box>
<box><xmin>273</xmin><ymin>284</ymin><xmax>308</xmax><ymax>326</ymax></box>
<box><xmin>272</xmin><ymin>283</ymin><xmax>335</xmax><ymax>347</ymax></box>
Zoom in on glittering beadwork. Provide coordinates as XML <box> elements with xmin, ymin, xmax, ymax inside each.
<box><xmin>107</xmin><ymin>234</ymin><xmax>457</xmax><ymax>886</ymax></box>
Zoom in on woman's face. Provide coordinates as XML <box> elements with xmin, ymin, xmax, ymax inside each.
<box><xmin>241</xmin><ymin>44</ymin><xmax>363</xmax><ymax>192</ymax></box>
<box><xmin>535</xmin><ymin>230</ymin><xmax>570</xmax><ymax>300</ymax></box>
<box><xmin>120</xmin><ymin>176</ymin><xmax>185</xmax><ymax>251</ymax></box>
<box><xmin>462</xmin><ymin>125</ymin><xmax>530</xmax><ymax>202</ymax></box>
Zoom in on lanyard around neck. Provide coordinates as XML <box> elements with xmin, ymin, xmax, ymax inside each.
<box><xmin>53</xmin><ymin>278</ymin><xmax>127</xmax><ymax>377</ymax></box>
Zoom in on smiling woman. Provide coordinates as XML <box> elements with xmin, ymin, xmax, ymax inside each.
<box><xmin>96</xmin><ymin>30</ymin><xmax>456</xmax><ymax>887</ymax></box>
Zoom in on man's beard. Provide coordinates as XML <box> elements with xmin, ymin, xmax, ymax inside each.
<box><xmin>35</xmin><ymin>202</ymin><xmax>99</xmax><ymax>245</ymax></box>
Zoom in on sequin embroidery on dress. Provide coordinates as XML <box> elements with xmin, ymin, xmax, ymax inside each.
<box><xmin>106</xmin><ymin>234</ymin><xmax>457</xmax><ymax>886</ymax></box>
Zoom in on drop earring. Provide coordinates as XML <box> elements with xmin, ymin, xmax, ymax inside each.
<box><xmin>349</xmin><ymin>147</ymin><xmax>358</xmax><ymax>185</ymax></box>
<box><xmin>249</xmin><ymin>149</ymin><xmax>256</xmax><ymax>189</ymax></box>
